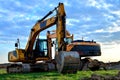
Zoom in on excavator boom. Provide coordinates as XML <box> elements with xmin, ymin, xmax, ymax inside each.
<box><xmin>25</xmin><ymin>16</ymin><xmax>56</xmax><ymax>60</ymax></box>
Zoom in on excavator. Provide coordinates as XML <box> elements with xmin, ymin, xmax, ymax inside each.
<box><xmin>47</xmin><ymin>30</ymin><xmax>103</xmax><ymax>71</ymax></box>
<box><xmin>7</xmin><ymin>3</ymin><xmax>80</xmax><ymax>73</ymax></box>
<box><xmin>7</xmin><ymin>3</ymin><xmax>102</xmax><ymax>73</ymax></box>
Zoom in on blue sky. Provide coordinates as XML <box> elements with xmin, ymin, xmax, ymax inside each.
<box><xmin>0</xmin><ymin>0</ymin><xmax>120</xmax><ymax>63</ymax></box>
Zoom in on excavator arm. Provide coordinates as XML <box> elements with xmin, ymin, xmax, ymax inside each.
<box><xmin>25</xmin><ymin>16</ymin><xmax>56</xmax><ymax>59</ymax></box>
<box><xmin>25</xmin><ymin>3</ymin><xmax>66</xmax><ymax>60</ymax></box>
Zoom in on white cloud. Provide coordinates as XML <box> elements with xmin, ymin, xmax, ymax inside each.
<box><xmin>86</xmin><ymin>0</ymin><xmax>120</xmax><ymax>20</ymax></box>
<box><xmin>102</xmin><ymin>34</ymin><xmax>113</xmax><ymax>38</ymax></box>
<box><xmin>86</xmin><ymin>0</ymin><xmax>113</xmax><ymax>10</ymax></box>
<box><xmin>103</xmin><ymin>13</ymin><xmax>115</xmax><ymax>20</ymax></box>
<box><xmin>101</xmin><ymin>1</ymin><xmax>113</xmax><ymax>10</ymax></box>
<box><xmin>110</xmin><ymin>10</ymin><xmax>120</xmax><ymax>18</ymax></box>
<box><xmin>49</xmin><ymin>4</ymin><xmax>55</xmax><ymax>7</ymax></box>
<box><xmin>94</xmin><ymin>22</ymin><xmax>120</xmax><ymax>33</ymax></box>
<box><xmin>116</xmin><ymin>20</ymin><xmax>120</xmax><ymax>23</ymax></box>
<box><xmin>107</xmin><ymin>23</ymin><xmax>120</xmax><ymax>33</ymax></box>
<box><xmin>64</xmin><ymin>0</ymin><xmax>71</xmax><ymax>7</ymax></box>
<box><xmin>112</xmin><ymin>10</ymin><xmax>120</xmax><ymax>16</ymax></box>
<box><xmin>66</xmin><ymin>18</ymin><xmax>80</xmax><ymax>26</ymax></box>
<box><xmin>87</xmin><ymin>0</ymin><xmax>101</xmax><ymax>9</ymax></box>
<box><xmin>95</xmin><ymin>29</ymin><xmax>104</xmax><ymax>33</ymax></box>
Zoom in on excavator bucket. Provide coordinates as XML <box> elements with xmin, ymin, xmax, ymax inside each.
<box><xmin>55</xmin><ymin>51</ymin><xmax>80</xmax><ymax>73</ymax></box>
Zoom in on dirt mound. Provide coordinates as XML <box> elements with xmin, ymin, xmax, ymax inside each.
<box><xmin>81</xmin><ymin>71</ymin><xmax>120</xmax><ymax>80</ymax></box>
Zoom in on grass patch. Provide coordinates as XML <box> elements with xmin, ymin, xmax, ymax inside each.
<box><xmin>0</xmin><ymin>69</ymin><xmax>119</xmax><ymax>80</ymax></box>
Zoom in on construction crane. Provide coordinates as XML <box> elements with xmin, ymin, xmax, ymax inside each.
<box><xmin>7</xmin><ymin>3</ymin><xmax>80</xmax><ymax>73</ymax></box>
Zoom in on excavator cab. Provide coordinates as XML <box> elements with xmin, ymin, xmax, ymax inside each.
<box><xmin>33</xmin><ymin>39</ymin><xmax>48</xmax><ymax>58</ymax></box>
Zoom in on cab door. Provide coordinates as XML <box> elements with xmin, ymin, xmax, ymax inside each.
<box><xmin>34</xmin><ymin>39</ymin><xmax>48</xmax><ymax>58</ymax></box>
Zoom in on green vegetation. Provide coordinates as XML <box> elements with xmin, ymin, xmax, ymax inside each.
<box><xmin>0</xmin><ymin>69</ymin><xmax>119</xmax><ymax>80</ymax></box>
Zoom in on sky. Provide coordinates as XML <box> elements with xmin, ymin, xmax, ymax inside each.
<box><xmin>0</xmin><ymin>0</ymin><xmax>120</xmax><ymax>63</ymax></box>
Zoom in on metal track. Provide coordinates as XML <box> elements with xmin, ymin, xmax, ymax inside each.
<box><xmin>7</xmin><ymin>63</ymin><xmax>56</xmax><ymax>73</ymax></box>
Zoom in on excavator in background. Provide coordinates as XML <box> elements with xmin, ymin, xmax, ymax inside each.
<box><xmin>7</xmin><ymin>3</ymin><xmax>102</xmax><ymax>74</ymax></box>
<box><xmin>47</xmin><ymin>30</ymin><xmax>104</xmax><ymax>71</ymax></box>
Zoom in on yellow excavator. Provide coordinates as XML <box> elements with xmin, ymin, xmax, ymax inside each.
<box><xmin>7</xmin><ymin>3</ymin><xmax>102</xmax><ymax>73</ymax></box>
<box><xmin>7</xmin><ymin>3</ymin><xmax>80</xmax><ymax>73</ymax></box>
